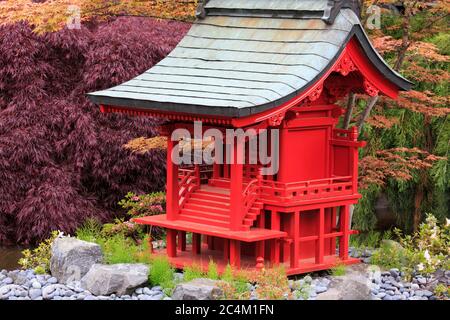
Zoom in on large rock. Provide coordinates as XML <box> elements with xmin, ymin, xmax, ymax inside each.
<box><xmin>316</xmin><ymin>264</ymin><xmax>374</xmax><ymax>300</ymax></box>
<box><xmin>172</xmin><ymin>278</ymin><xmax>224</xmax><ymax>300</ymax></box>
<box><xmin>80</xmin><ymin>263</ymin><xmax>149</xmax><ymax>296</ymax></box>
<box><xmin>50</xmin><ymin>237</ymin><xmax>103</xmax><ymax>284</ymax></box>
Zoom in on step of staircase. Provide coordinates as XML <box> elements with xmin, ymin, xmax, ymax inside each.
<box><xmin>180</xmin><ymin>209</ymin><xmax>230</xmax><ymax>222</ymax></box>
<box><xmin>183</xmin><ymin>203</ymin><xmax>230</xmax><ymax>215</ymax></box>
<box><xmin>178</xmin><ymin>214</ymin><xmax>230</xmax><ymax>228</ymax></box>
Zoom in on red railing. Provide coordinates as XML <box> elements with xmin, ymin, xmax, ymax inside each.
<box><xmin>242</xmin><ymin>178</ymin><xmax>261</xmax><ymax>212</ymax></box>
<box><xmin>260</xmin><ymin>176</ymin><xmax>354</xmax><ymax>204</ymax></box>
<box><xmin>178</xmin><ymin>168</ymin><xmax>199</xmax><ymax>208</ymax></box>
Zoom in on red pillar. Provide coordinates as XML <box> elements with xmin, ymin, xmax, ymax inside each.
<box><xmin>230</xmin><ymin>240</ymin><xmax>241</xmax><ymax>268</ymax></box>
<box><xmin>339</xmin><ymin>205</ymin><xmax>350</xmax><ymax>260</ymax></box>
<box><xmin>223</xmin><ymin>239</ymin><xmax>230</xmax><ymax>263</ymax></box>
<box><xmin>256</xmin><ymin>211</ymin><xmax>265</xmax><ymax>258</ymax></box>
<box><xmin>316</xmin><ymin>207</ymin><xmax>325</xmax><ymax>264</ymax></box>
<box><xmin>166</xmin><ymin>136</ymin><xmax>179</xmax><ymax>221</ymax></box>
<box><xmin>330</xmin><ymin>207</ymin><xmax>337</xmax><ymax>255</ymax></box>
<box><xmin>192</xmin><ymin>233</ymin><xmax>201</xmax><ymax>255</ymax></box>
<box><xmin>167</xmin><ymin>229</ymin><xmax>177</xmax><ymax>257</ymax></box>
<box><xmin>290</xmin><ymin>211</ymin><xmax>300</xmax><ymax>268</ymax></box>
<box><xmin>230</xmin><ymin>139</ymin><xmax>243</xmax><ymax>231</ymax></box>
<box><xmin>178</xmin><ymin>231</ymin><xmax>186</xmax><ymax>251</ymax></box>
<box><xmin>270</xmin><ymin>210</ymin><xmax>280</xmax><ymax>264</ymax></box>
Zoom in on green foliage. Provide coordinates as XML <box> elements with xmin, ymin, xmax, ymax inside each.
<box><xmin>371</xmin><ymin>214</ymin><xmax>450</xmax><ymax>280</ymax></box>
<box><xmin>76</xmin><ymin>218</ymin><xmax>103</xmax><ymax>242</ymax></box>
<box><xmin>101</xmin><ymin>234</ymin><xmax>140</xmax><ymax>264</ymax></box>
<box><xmin>149</xmin><ymin>256</ymin><xmax>175</xmax><ymax>294</ymax></box>
<box><xmin>118</xmin><ymin>192</ymin><xmax>166</xmax><ymax>218</ymax></box>
<box><xmin>350</xmin><ymin>230</ymin><xmax>393</xmax><ymax>249</ymax></box>
<box><xmin>221</xmin><ymin>264</ymin><xmax>234</xmax><ymax>282</ymax></box>
<box><xmin>434</xmin><ymin>283</ymin><xmax>449</xmax><ymax>299</ymax></box>
<box><xmin>252</xmin><ymin>266</ymin><xmax>290</xmax><ymax>300</ymax></box>
<box><xmin>293</xmin><ymin>282</ymin><xmax>311</xmax><ymax>300</ymax></box>
<box><xmin>183</xmin><ymin>263</ymin><xmax>204</xmax><ymax>282</ymax></box>
<box><xmin>353</xmin><ymin>185</ymin><xmax>380</xmax><ymax>232</ymax></box>
<box><xmin>18</xmin><ymin>231</ymin><xmax>60</xmax><ymax>274</ymax></box>
<box><xmin>330</xmin><ymin>263</ymin><xmax>346</xmax><ymax>276</ymax></box>
<box><xmin>207</xmin><ymin>260</ymin><xmax>219</xmax><ymax>280</ymax></box>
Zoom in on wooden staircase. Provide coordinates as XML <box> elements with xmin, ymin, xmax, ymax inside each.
<box><xmin>178</xmin><ymin>180</ymin><xmax>264</xmax><ymax>231</ymax></box>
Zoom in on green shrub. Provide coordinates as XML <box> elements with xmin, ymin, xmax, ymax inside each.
<box><xmin>371</xmin><ymin>241</ymin><xmax>406</xmax><ymax>270</ymax></box>
<box><xmin>206</xmin><ymin>260</ymin><xmax>219</xmax><ymax>280</ymax></box>
<box><xmin>149</xmin><ymin>256</ymin><xmax>175</xmax><ymax>294</ymax></box>
<box><xmin>118</xmin><ymin>192</ymin><xmax>166</xmax><ymax>218</ymax></box>
<box><xmin>183</xmin><ymin>263</ymin><xmax>204</xmax><ymax>282</ymax></box>
<box><xmin>371</xmin><ymin>214</ymin><xmax>450</xmax><ymax>280</ymax></box>
<box><xmin>434</xmin><ymin>283</ymin><xmax>449</xmax><ymax>299</ymax></box>
<box><xmin>330</xmin><ymin>263</ymin><xmax>346</xmax><ymax>276</ymax></box>
<box><xmin>101</xmin><ymin>234</ymin><xmax>139</xmax><ymax>264</ymax></box>
<box><xmin>76</xmin><ymin>218</ymin><xmax>103</xmax><ymax>242</ymax></box>
<box><xmin>221</xmin><ymin>264</ymin><xmax>234</xmax><ymax>282</ymax></box>
<box><xmin>18</xmin><ymin>230</ymin><xmax>60</xmax><ymax>273</ymax></box>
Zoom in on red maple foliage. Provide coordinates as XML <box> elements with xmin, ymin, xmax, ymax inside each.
<box><xmin>0</xmin><ymin>18</ymin><xmax>191</xmax><ymax>244</ymax></box>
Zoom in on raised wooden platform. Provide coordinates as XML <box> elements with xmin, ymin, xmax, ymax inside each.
<box><xmin>150</xmin><ymin>244</ymin><xmax>361</xmax><ymax>276</ymax></box>
<box><xmin>134</xmin><ymin>214</ymin><xmax>287</xmax><ymax>242</ymax></box>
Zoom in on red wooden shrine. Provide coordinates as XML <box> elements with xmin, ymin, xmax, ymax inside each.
<box><xmin>89</xmin><ymin>0</ymin><xmax>411</xmax><ymax>275</ymax></box>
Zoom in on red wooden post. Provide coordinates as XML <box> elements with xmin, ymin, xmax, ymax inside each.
<box><xmin>330</xmin><ymin>207</ymin><xmax>337</xmax><ymax>254</ymax></box>
<box><xmin>256</xmin><ymin>256</ymin><xmax>264</xmax><ymax>271</ymax></box>
<box><xmin>270</xmin><ymin>210</ymin><xmax>280</xmax><ymax>264</ymax></box>
<box><xmin>178</xmin><ymin>231</ymin><xmax>186</xmax><ymax>251</ymax></box>
<box><xmin>194</xmin><ymin>164</ymin><xmax>201</xmax><ymax>186</ymax></box>
<box><xmin>229</xmin><ymin>240</ymin><xmax>241</xmax><ymax>268</ymax></box>
<box><xmin>290</xmin><ymin>211</ymin><xmax>300</xmax><ymax>268</ymax></box>
<box><xmin>316</xmin><ymin>207</ymin><xmax>325</xmax><ymax>264</ymax></box>
<box><xmin>256</xmin><ymin>211</ymin><xmax>265</xmax><ymax>258</ymax></box>
<box><xmin>223</xmin><ymin>239</ymin><xmax>230</xmax><ymax>263</ymax></box>
<box><xmin>166</xmin><ymin>136</ymin><xmax>179</xmax><ymax>221</ymax></box>
<box><xmin>192</xmin><ymin>233</ymin><xmax>201</xmax><ymax>255</ymax></box>
<box><xmin>230</xmin><ymin>139</ymin><xmax>244</xmax><ymax>231</ymax></box>
<box><xmin>167</xmin><ymin>229</ymin><xmax>177</xmax><ymax>257</ymax></box>
<box><xmin>339</xmin><ymin>205</ymin><xmax>350</xmax><ymax>260</ymax></box>
<box><xmin>351</xmin><ymin>126</ymin><xmax>359</xmax><ymax>194</ymax></box>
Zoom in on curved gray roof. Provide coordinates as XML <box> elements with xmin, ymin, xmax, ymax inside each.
<box><xmin>88</xmin><ymin>3</ymin><xmax>412</xmax><ymax>118</ymax></box>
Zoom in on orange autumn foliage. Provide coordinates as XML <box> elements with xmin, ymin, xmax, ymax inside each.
<box><xmin>0</xmin><ymin>0</ymin><xmax>198</xmax><ymax>33</ymax></box>
<box><xmin>359</xmin><ymin>147</ymin><xmax>446</xmax><ymax>189</ymax></box>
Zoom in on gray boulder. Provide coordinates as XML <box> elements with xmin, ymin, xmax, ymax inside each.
<box><xmin>316</xmin><ymin>265</ymin><xmax>373</xmax><ymax>300</ymax></box>
<box><xmin>50</xmin><ymin>237</ymin><xmax>103</xmax><ymax>284</ymax></box>
<box><xmin>81</xmin><ymin>263</ymin><xmax>149</xmax><ymax>296</ymax></box>
<box><xmin>172</xmin><ymin>278</ymin><xmax>224</xmax><ymax>300</ymax></box>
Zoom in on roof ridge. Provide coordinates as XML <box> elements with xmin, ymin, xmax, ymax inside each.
<box><xmin>197</xmin><ymin>0</ymin><xmax>361</xmax><ymax>24</ymax></box>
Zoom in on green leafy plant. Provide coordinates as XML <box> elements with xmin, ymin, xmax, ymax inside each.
<box><xmin>330</xmin><ymin>263</ymin><xmax>347</xmax><ymax>276</ymax></box>
<box><xmin>433</xmin><ymin>283</ymin><xmax>449</xmax><ymax>299</ymax></box>
<box><xmin>76</xmin><ymin>218</ymin><xmax>103</xmax><ymax>242</ymax></box>
<box><xmin>183</xmin><ymin>263</ymin><xmax>204</xmax><ymax>282</ymax></box>
<box><xmin>251</xmin><ymin>266</ymin><xmax>291</xmax><ymax>300</ymax></box>
<box><xmin>118</xmin><ymin>192</ymin><xmax>166</xmax><ymax>218</ymax></box>
<box><xmin>371</xmin><ymin>214</ymin><xmax>450</xmax><ymax>280</ymax></box>
<box><xmin>18</xmin><ymin>230</ymin><xmax>60</xmax><ymax>273</ymax></box>
<box><xmin>149</xmin><ymin>256</ymin><xmax>175</xmax><ymax>295</ymax></box>
<box><xmin>207</xmin><ymin>259</ymin><xmax>219</xmax><ymax>280</ymax></box>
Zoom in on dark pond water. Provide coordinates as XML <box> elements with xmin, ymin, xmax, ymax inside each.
<box><xmin>0</xmin><ymin>247</ymin><xmax>24</xmax><ymax>270</ymax></box>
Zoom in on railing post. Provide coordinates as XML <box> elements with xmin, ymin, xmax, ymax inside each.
<box><xmin>351</xmin><ymin>126</ymin><xmax>359</xmax><ymax>194</ymax></box>
<box><xmin>166</xmin><ymin>134</ymin><xmax>179</xmax><ymax>221</ymax></box>
<box><xmin>194</xmin><ymin>164</ymin><xmax>201</xmax><ymax>186</ymax></box>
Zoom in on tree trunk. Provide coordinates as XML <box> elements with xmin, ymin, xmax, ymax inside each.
<box><xmin>343</xmin><ymin>93</ymin><xmax>356</xmax><ymax>129</ymax></box>
<box><xmin>394</xmin><ymin>5</ymin><xmax>412</xmax><ymax>71</ymax></box>
<box><xmin>357</xmin><ymin>95</ymin><xmax>379</xmax><ymax>134</ymax></box>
